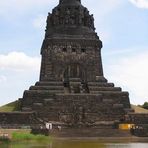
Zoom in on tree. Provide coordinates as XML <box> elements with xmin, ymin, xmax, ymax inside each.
<box><xmin>142</xmin><ymin>102</ymin><xmax>148</xmax><ymax>110</ymax></box>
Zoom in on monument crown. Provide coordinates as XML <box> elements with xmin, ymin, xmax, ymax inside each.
<box><xmin>45</xmin><ymin>0</ymin><xmax>96</xmax><ymax>39</ymax></box>
<box><xmin>59</xmin><ymin>0</ymin><xmax>81</xmax><ymax>5</ymax></box>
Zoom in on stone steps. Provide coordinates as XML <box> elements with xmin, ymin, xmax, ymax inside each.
<box><xmin>91</xmin><ymin>91</ymin><xmax>120</xmax><ymax>94</ymax></box>
<box><xmin>22</xmin><ymin>107</ymin><xmax>32</xmax><ymax>112</ymax></box>
<box><xmin>44</xmin><ymin>98</ymin><xmax>55</xmax><ymax>103</ymax></box>
<box><xmin>35</xmin><ymin>81</ymin><xmax>64</xmax><ymax>86</ymax></box>
<box><xmin>69</xmin><ymin>78</ymin><xmax>81</xmax><ymax>82</ymax></box>
<box><xmin>50</xmin><ymin>128</ymin><xmax>132</xmax><ymax>137</ymax></box>
<box><xmin>33</xmin><ymin>103</ymin><xmax>43</xmax><ymax>108</ymax></box>
<box><xmin>88</xmin><ymin>82</ymin><xmax>114</xmax><ymax>87</ymax></box>
<box><xmin>89</xmin><ymin>91</ymin><xmax>128</xmax><ymax>95</ymax></box>
<box><xmin>113</xmin><ymin>104</ymin><xmax>124</xmax><ymax>108</ymax></box>
<box><xmin>25</xmin><ymin>90</ymin><xmax>64</xmax><ymax>94</ymax></box>
<box><xmin>89</xmin><ymin>87</ymin><xmax>121</xmax><ymax>91</ymax></box>
<box><xmin>30</xmin><ymin>86</ymin><xmax>64</xmax><ymax>90</ymax></box>
<box><xmin>102</xmin><ymin>99</ymin><xmax>114</xmax><ymax>103</ymax></box>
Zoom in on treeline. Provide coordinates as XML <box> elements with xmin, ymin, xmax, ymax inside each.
<box><xmin>138</xmin><ymin>102</ymin><xmax>148</xmax><ymax>110</ymax></box>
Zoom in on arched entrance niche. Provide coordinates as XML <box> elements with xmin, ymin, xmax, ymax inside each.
<box><xmin>63</xmin><ymin>63</ymin><xmax>87</xmax><ymax>82</ymax></box>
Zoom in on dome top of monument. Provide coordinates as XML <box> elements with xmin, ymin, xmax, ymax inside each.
<box><xmin>59</xmin><ymin>0</ymin><xmax>81</xmax><ymax>6</ymax></box>
<box><xmin>44</xmin><ymin>0</ymin><xmax>98</xmax><ymax>39</ymax></box>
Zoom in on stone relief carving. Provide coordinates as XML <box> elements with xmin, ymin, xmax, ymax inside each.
<box><xmin>46</xmin><ymin>5</ymin><xmax>95</xmax><ymax>30</ymax></box>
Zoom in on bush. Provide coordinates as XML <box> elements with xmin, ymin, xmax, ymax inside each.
<box><xmin>142</xmin><ymin>102</ymin><xmax>148</xmax><ymax>109</ymax></box>
<box><xmin>0</xmin><ymin>137</ymin><xmax>10</xmax><ymax>142</ymax></box>
<box><xmin>12</xmin><ymin>132</ymin><xmax>50</xmax><ymax>142</ymax></box>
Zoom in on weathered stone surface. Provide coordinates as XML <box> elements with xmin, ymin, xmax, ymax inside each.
<box><xmin>20</xmin><ymin>0</ymin><xmax>132</xmax><ymax>127</ymax></box>
<box><xmin>1</xmin><ymin>0</ymin><xmax>148</xmax><ymax>133</ymax></box>
<box><xmin>129</xmin><ymin>113</ymin><xmax>148</xmax><ymax>124</ymax></box>
<box><xmin>0</xmin><ymin>112</ymin><xmax>36</xmax><ymax>125</ymax></box>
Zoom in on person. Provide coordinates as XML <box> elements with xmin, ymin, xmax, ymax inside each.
<box><xmin>40</xmin><ymin>125</ymin><xmax>43</xmax><ymax>129</ymax></box>
<box><xmin>46</xmin><ymin>122</ymin><xmax>53</xmax><ymax>130</ymax></box>
<box><xmin>57</xmin><ymin>125</ymin><xmax>62</xmax><ymax>131</ymax></box>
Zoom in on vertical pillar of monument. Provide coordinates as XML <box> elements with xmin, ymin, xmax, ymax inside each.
<box><xmin>39</xmin><ymin>54</ymin><xmax>45</xmax><ymax>81</ymax></box>
<box><xmin>40</xmin><ymin>46</ymin><xmax>55</xmax><ymax>81</ymax></box>
<box><xmin>95</xmin><ymin>47</ymin><xmax>106</xmax><ymax>81</ymax></box>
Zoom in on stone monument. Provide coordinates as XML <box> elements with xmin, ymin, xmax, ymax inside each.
<box><xmin>1</xmin><ymin>0</ymin><xmax>148</xmax><ymax>137</ymax></box>
<box><xmin>21</xmin><ymin>0</ymin><xmax>133</xmax><ymax>127</ymax></box>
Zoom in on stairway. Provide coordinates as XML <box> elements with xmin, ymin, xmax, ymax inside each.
<box><xmin>50</xmin><ymin>128</ymin><xmax>132</xmax><ymax>137</ymax></box>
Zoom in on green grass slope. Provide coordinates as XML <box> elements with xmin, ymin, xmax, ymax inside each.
<box><xmin>131</xmin><ymin>104</ymin><xmax>148</xmax><ymax>113</ymax></box>
<box><xmin>0</xmin><ymin>101</ymin><xmax>148</xmax><ymax>114</ymax></box>
<box><xmin>0</xmin><ymin>101</ymin><xmax>21</xmax><ymax>112</ymax></box>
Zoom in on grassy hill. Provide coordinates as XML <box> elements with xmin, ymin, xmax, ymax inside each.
<box><xmin>0</xmin><ymin>101</ymin><xmax>21</xmax><ymax>112</ymax></box>
<box><xmin>131</xmin><ymin>104</ymin><xmax>148</xmax><ymax>113</ymax></box>
<box><xmin>0</xmin><ymin>101</ymin><xmax>148</xmax><ymax>113</ymax></box>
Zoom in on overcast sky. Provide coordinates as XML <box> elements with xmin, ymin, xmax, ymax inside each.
<box><xmin>0</xmin><ymin>0</ymin><xmax>148</xmax><ymax>106</ymax></box>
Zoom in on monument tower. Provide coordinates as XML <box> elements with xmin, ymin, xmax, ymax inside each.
<box><xmin>21</xmin><ymin>0</ymin><xmax>132</xmax><ymax>127</ymax></box>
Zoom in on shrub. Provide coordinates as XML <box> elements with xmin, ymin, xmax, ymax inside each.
<box><xmin>142</xmin><ymin>102</ymin><xmax>148</xmax><ymax>110</ymax></box>
<box><xmin>12</xmin><ymin>132</ymin><xmax>50</xmax><ymax>142</ymax></box>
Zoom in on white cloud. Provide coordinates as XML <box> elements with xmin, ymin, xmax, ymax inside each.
<box><xmin>0</xmin><ymin>0</ymin><xmax>56</xmax><ymax>11</ymax></box>
<box><xmin>83</xmin><ymin>0</ymin><xmax>125</xmax><ymax>43</ymax></box>
<box><xmin>0</xmin><ymin>0</ymin><xmax>124</xmax><ymax>42</ymax></box>
<box><xmin>105</xmin><ymin>51</ymin><xmax>148</xmax><ymax>105</ymax></box>
<box><xmin>0</xmin><ymin>0</ymin><xmax>124</xmax><ymax>20</ymax></box>
<box><xmin>0</xmin><ymin>0</ymin><xmax>58</xmax><ymax>18</ymax></box>
<box><xmin>0</xmin><ymin>52</ymin><xmax>41</xmax><ymax>106</ymax></box>
<box><xmin>0</xmin><ymin>52</ymin><xmax>40</xmax><ymax>71</ymax></box>
<box><xmin>83</xmin><ymin>0</ymin><xmax>124</xmax><ymax>20</ymax></box>
<box><xmin>129</xmin><ymin>0</ymin><xmax>148</xmax><ymax>8</ymax></box>
<box><xmin>0</xmin><ymin>75</ymin><xmax>7</xmax><ymax>83</ymax></box>
<box><xmin>33</xmin><ymin>15</ymin><xmax>46</xmax><ymax>30</ymax></box>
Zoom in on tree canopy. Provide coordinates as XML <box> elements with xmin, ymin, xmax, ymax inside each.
<box><xmin>142</xmin><ymin>102</ymin><xmax>148</xmax><ymax>110</ymax></box>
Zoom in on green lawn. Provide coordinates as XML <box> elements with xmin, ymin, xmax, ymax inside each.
<box><xmin>12</xmin><ymin>132</ymin><xmax>50</xmax><ymax>141</ymax></box>
<box><xmin>0</xmin><ymin>129</ymin><xmax>51</xmax><ymax>143</ymax></box>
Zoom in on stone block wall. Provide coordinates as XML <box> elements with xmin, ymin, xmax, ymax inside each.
<box><xmin>0</xmin><ymin>112</ymin><xmax>36</xmax><ymax>125</ymax></box>
<box><xmin>129</xmin><ymin>113</ymin><xmax>148</xmax><ymax>124</ymax></box>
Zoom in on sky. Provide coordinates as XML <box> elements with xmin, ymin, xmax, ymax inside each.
<box><xmin>0</xmin><ymin>0</ymin><xmax>148</xmax><ymax>106</ymax></box>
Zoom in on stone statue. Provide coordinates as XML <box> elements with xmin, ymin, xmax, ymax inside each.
<box><xmin>90</xmin><ymin>14</ymin><xmax>95</xmax><ymax>30</ymax></box>
<box><xmin>59</xmin><ymin>0</ymin><xmax>63</xmax><ymax>3</ymax></box>
<box><xmin>84</xmin><ymin>8</ymin><xmax>89</xmax><ymax>26</ymax></box>
<box><xmin>53</xmin><ymin>9</ymin><xmax>60</xmax><ymax>25</ymax></box>
<box><xmin>65</xmin><ymin>8</ymin><xmax>71</xmax><ymax>24</ymax></box>
<box><xmin>78</xmin><ymin>7</ymin><xmax>84</xmax><ymax>25</ymax></box>
<box><xmin>46</xmin><ymin>13</ymin><xmax>52</xmax><ymax>28</ymax></box>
